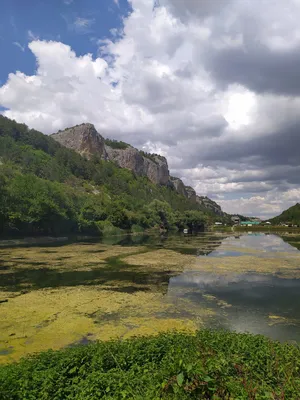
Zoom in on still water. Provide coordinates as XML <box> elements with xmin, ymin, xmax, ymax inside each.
<box><xmin>168</xmin><ymin>234</ymin><xmax>300</xmax><ymax>342</ymax></box>
<box><xmin>0</xmin><ymin>232</ymin><xmax>300</xmax><ymax>362</ymax></box>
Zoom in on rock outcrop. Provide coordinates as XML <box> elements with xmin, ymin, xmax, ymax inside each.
<box><xmin>105</xmin><ymin>146</ymin><xmax>169</xmax><ymax>185</ymax></box>
<box><xmin>52</xmin><ymin>123</ymin><xmax>225</xmax><ymax>216</ymax></box>
<box><xmin>196</xmin><ymin>196</ymin><xmax>224</xmax><ymax>216</ymax></box>
<box><xmin>184</xmin><ymin>186</ymin><xmax>197</xmax><ymax>203</ymax></box>
<box><xmin>52</xmin><ymin>123</ymin><xmax>169</xmax><ymax>185</ymax></box>
<box><xmin>52</xmin><ymin>123</ymin><xmax>107</xmax><ymax>159</ymax></box>
<box><xmin>169</xmin><ymin>177</ymin><xmax>188</xmax><ymax>197</ymax></box>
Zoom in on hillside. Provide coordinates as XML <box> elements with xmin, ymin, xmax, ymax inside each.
<box><xmin>51</xmin><ymin>123</ymin><xmax>226</xmax><ymax>217</ymax></box>
<box><xmin>269</xmin><ymin>203</ymin><xmax>300</xmax><ymax>225</ymax></box>
<box><xmin>0</xmin><ymin>116</ymin><xmax>228</xmax><ymax>236</ymax></box>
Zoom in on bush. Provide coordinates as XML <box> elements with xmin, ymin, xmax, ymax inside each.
<box><xmin>96</xmin><ymin>220</ymin><xmax>125</xmax><ymax>236</ymax></box>
<box><xmin>104</xmin><ymin>138</ymin><xmax>129</xmax><ymax>149</ymax></box>
<box><xmin>0</xmin><ymin>330</ymin><xmax>299</xmax><ymax>399</ymax></box>
<box><xmin>131</xmin><ymin>224</ymin><xmax>144</xmax><ymax>233</ymax></box>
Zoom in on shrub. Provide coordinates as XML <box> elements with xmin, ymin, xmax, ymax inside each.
<box><xmin>0</xmin><ymin>330</ymin><xmax>299</xmax><ymax>399</ymax></box>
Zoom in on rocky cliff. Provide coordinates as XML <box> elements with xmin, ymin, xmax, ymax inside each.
<box><xmin>105</xmin><ymin>146</ymin><xmax>169</xmax><ymax>185</ymax></box>
<box><xmin>196</xmin><ymin>196</ymin><xmax>224</xmax><ymax>216</ymax></box>
<box><xmin>169</xmin><ymin>177</ymin><xmax>188</xmax><ymax>197</ymax></box>
<box><xmin>52</xmin><ymin>124</ymin><xmax>169</xmax><ymax>185</ymax></box>
<box><xmin>184</xmin><ymin>186</ymin><xmax>197</xmax><ymax>203</ymax></box>
<box><xmin>51</xmin><ymin>123</ymin><xmax>225</xmax><ymax>216</ymax></box>
<box><xmin>52</xmin><ymin>123</ymin><xmax>107</xmax><ymax>159</ymax></box>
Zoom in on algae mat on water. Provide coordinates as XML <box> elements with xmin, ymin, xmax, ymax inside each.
<box><xmin>0</xmin><ymin>242</ymin><xmax>213</xmax><ymax>364</ymax></box>
<box><xmin>0</xmin><ymin>286</ymin><xmax>210</xmax><ymax>363</ymax></box>
<box><xmin>1</xmin><ymin>237</ymin><xmax>300</xmax><ymax>364</ymax></box>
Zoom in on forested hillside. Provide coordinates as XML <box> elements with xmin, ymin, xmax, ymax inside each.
<box><xmin>0</xmin><ymin>116</ymin><xmax>228</xmax><ymax>236</ymax></box>
<box><xmin>269</xmin><ymin>203</ymin><xmax>300</xmax><ymax>226</ymax></box>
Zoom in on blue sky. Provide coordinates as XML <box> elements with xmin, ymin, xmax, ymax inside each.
<box><xmin>0</xmin><ymin>0</ymin><xmax>130</xmax><ymax>85</ymax></box>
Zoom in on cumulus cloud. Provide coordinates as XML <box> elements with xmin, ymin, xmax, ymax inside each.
<box><xmin>1</xmin><ymin>0</ymin><xmax>300</xmax><ymax>217</ymax></box>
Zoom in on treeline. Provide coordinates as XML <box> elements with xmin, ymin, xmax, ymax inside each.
<box><xmin>0</xmin><ymin>116</ymin><xmax>226</xmax><ymax>236</ymax></box>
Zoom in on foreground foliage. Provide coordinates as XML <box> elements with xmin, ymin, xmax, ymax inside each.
<box><xmin>0</xmin><ymin>330</ymin><xmax>299</xmax><ymax>399</ymax></box>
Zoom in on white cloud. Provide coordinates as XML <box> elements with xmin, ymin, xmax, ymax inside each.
<box><xmin>28</xmin><ymin>30</ymin><xmax>39</xmax><ymax>41</ymax></box>
<box><xmin>2</xmin><ymin>0</ymin><xmax>300</xmax><ymax>217</ymax></box>
<box><xmin>62</xmin><ymin>15</ymin><xmax>95</xmax><ymax>33</ymax></box>
<box><xmin>74</xmin><ymin>17</ymin><xmax>94</xmax><ymax>28</ymax></box>
<box><xmin>218</xmin><ymin>191</ymin><xmax>296</xmax><ymax>219</ymax></box>
<box><xmin>12</xmin><ymin>42</ymin><xmax>25</xmax><ymax>52</ymax></box>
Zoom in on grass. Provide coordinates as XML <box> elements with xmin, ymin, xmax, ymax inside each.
<box><xmin>0</xmin><ymin>330</ymin><xmax>299</xmax><ymax>399</ymax></box>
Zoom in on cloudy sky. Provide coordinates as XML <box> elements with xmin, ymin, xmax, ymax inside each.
<box><xmin>1</xmin><ymin>0</ymin><xmax>300</xmax><ymax>218</ymax></box>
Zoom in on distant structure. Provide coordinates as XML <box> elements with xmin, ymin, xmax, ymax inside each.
<box><xmin>240</xmin><ymin>221</ymin><xmax>260</xmax><ymax>227</ymax></box>
<box><xmin>231</xmin><ymin>216</ymin><xmax>240</xmax><ymax>225</ymax></box>
<box><xmin>215</xmin><ymin>222</ymin><xmax>223</xmax><ymax>226</ymax></box>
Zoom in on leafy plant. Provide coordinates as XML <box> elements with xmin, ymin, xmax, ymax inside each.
<box><xmin>0</xmin><ymin>330</ymin><xmax>299</xmax><ymax>399</ymax></box>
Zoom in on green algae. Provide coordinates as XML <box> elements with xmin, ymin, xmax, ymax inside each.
<box><xmin>0</xmin><ymin>286</ymin><xmax>210</xmax><ymax>364</ymax></box>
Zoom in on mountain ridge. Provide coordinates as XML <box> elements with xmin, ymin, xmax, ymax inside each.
<box><xmin>51</xmin><ymin>123</ymin><xmax>225</xmax><ymax>216</ymax></box>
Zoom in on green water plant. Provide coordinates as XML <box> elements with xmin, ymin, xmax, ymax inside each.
<box><xmin>1</xmin><ymin>330</ymin><xmax>299</xmax><ymax>399</ymax></box>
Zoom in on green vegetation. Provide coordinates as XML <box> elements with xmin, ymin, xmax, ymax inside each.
<box><xmin>0</xmin><ymin>116</ymin><xmax>226</xmax><ymax>236</ymax></box>
<box><xmin>104</xmin><ymin>138</ymin><xmax>129</xmax><ymax>150</ymax></box>
<box><xmin>1</xmin><ymin>330</ymin><xmax>299</xmax><ymax>399</ymax></box>
<box><xmin>269</xmin><ymin>203</ymin><xmax>300</xmax><ymax>226</ymax></box>
<box><xmin>235</xmin><ymin>225</ymin><xmax>300</xmax><ymax>232</ymax></box>
<box><xmin>139</xmin><ymin>150</ymin><xmax>165</xmax><ymax>163</ymax></box>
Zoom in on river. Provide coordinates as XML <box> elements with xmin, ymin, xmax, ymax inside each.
<box><xmin>0</xmin><ymin>232</ymin><xmax>300</xmax><ymax>363</ymax></box>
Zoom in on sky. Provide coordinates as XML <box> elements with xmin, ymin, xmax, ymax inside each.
<box><xmin>1</xmin><ymin>0</ymin><xmax>300</xmax><ymax>219</ymax></box>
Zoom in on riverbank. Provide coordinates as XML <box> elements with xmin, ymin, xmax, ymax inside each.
<box><xmin>1</xmin><ymin>330</ymin><xmax>299</xmax><ymax>399</ymax></box>
<box><xmin>234</xmin><ymin>225</ymin><xmax>300</xmax><ymax>232</ymax></box>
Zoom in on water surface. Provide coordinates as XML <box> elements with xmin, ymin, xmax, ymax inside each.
<box><xmin>1</xmin><ymin>232</ymin><xmax>300</xmax><ymax>363</ymax></box>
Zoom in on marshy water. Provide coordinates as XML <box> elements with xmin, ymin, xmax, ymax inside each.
<box><xmin>1</xmin><ymin>232</ymin><xmax>300</xmax><ymax>363</ymax></box>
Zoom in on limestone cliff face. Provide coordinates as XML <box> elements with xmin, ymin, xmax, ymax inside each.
<box><xmin>184</xmin><ymin>186</ymin><xmax>197</xmax><ymax>203</ymax></box>
<box><xmin>51</xmin><ymin>123</ymin><xmax>107</xmax><ymax>159</ymax></box>
<box><xmin>52</xmin><ymin>123</ymin><xmax>169</xmax><ymax>185</ymax></box>
<box><xmin>169</xmin><ymin>177</ymin><xmax>188</xmax><ymax>197</ymax></box>
<box><xmin>196</xmin><ymin>196</ymin><xmax>224</xmax><ymax>216</ymax></box>
<box><xmin>105</xmin><ymin>145</ymin><xmax>169</xmax><ymax>185</ymax></box>
<box><xmin>51</xmin><ymin>123</ymin><xmax>225</xmax><ymax>216</ymax></box>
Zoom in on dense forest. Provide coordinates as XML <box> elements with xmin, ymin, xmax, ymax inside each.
<box><xmin>0</xmin><ymin>116</ymin><xmax>229</xmax><ymax>237</ymax></box>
